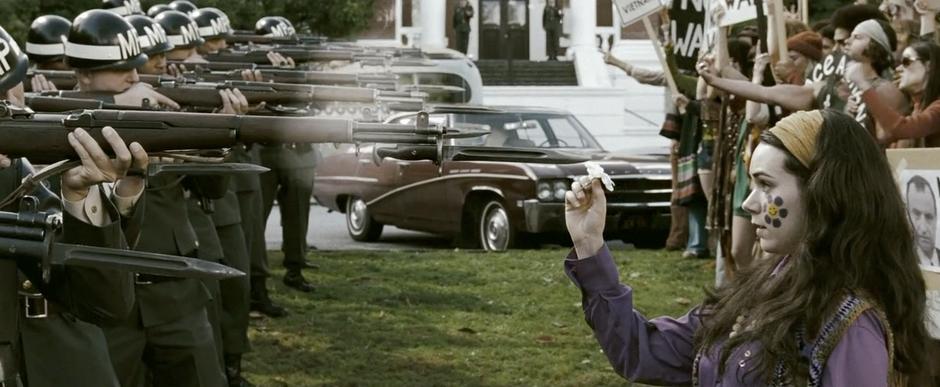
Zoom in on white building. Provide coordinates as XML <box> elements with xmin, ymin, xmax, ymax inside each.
<box><xmin>357</xmin><ymin>0</ymin><xmax>670</xmax><ymax>152</ymax></box>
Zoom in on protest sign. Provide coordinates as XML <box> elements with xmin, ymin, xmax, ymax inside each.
<box><xmin>719</xmin><ymin>0</ymin><xmax>757</xmax><ymax>27</ymax></box>
<box><xmin>670</xmin><ymin>0</ymin><xmax>706</xmax><ymax>72</ymax></box>
<box><xmin>614</xmin><ymin>0</ymin><xmax>663</xmax><ymax>27</ymax></box>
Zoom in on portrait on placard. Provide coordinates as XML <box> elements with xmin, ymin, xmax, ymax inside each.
<box><xmin>899</xmin><ymin>170</ymin><xmax>940</xmax><ymax>268</ymax></box>
<box><xmin>888</xmin><ymin>149</ymin><xmax>940</xmax><ymax>339</ymax></box>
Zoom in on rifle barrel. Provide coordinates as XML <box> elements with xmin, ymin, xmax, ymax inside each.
<box><xmin>0</xmin><ymin>108</ymin><xmax>442</xmax><ymax>163</ymax></box>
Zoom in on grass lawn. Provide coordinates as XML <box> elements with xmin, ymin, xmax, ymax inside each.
<box><xmin>244</xmin><ymin>247</ymin><xmax>714</xmax><ymax>386</ymax></box>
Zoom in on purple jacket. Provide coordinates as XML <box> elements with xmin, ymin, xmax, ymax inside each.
<box><xmin>564</xmin><ymin>245</ymin><xmax>890</xmax><ymax>386</ymax></box>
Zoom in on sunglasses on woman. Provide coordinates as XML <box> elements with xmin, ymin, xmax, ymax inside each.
<box><xmin>901</xmin><ymin>57</ymin><xmax>921</xmax><ymax>67</ymax></box>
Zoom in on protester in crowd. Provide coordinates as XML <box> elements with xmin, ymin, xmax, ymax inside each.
<box><xmin>563</xmin><ymin>109</ymin><xmax>929</xmax><ymax>385</ymax></box>
<box><xmin>850</xmin><ymin>40</ymin><xmax>940</xmax><ymax>146</ymax></box>
<box><xmin>604</xmin><ymin>53</ymin><xmax>690</xmax><ymax>252</ymax></box>
<box><xmin>698</xmin><ymin>11</ymin><xmax>906</xmax><ymax>138</ymax></box>
<box><xmin>772</xmin><ymin>30</ymin><xmax>824</xmax><ymax>85</ymax></box>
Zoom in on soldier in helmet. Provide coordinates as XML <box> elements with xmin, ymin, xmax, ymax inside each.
<box><xmin>63</xmin><ymin>9</ymin><xmax>226</xmax><ymax>387</ymax></box>
<box><xmin>25</xmin><ymin>15</ymin><xmax>71</xmax><ymax>71</ymax></box>
<box><xmin>23</xmin><ymin>15</ymin><xmax>70</xmax><ymax>92</ymax></box>
<box><xmin>101</xmin><ymin>0</ymin><xmax>143</xmax><ymax>16</ymax></box>
<box><xmin>167</xmin><ymin>0</ymin><xmax>198</xmax><ymax>17</ymax></box>
<box><xmin>125</xmin><ymin>14</ymin><xmax>173</xmax><ymax>75</ymax></box>
<box><xmin>190</xmin><ymin>7</ymin><xmax>260</xmax><ymax>386</ymax></box>
<box><xmin>0</xmin><ymin>21</ymin><xmax>152</xmax><ymax>387</ymax></box>
<box><xmin>253</xmin><ymin>15</ymin><xmax>319</xmax><ymax>296</ymax></box>
<box><xmin>155</xmin><ymin>9</ymin><xmax>207</xmax><ymax>65</ymax></box>
<box><xmin>147</xmin><ymin>4</ymin><xmax>171</xmax><ymax>18</ymax></box>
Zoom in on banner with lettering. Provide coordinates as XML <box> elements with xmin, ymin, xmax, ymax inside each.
<box><xmin>670</xmin><ymin>0</ymin><xmax>706</xmax><ymax>72</ymax></box>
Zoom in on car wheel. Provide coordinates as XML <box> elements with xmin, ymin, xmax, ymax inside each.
<box><xmin>346</xmin><ymin>197</ymin><xmax>384</xmax><ymax>242</ymax></box>
<box><xmin>477</xmin><ymin>199</ymin><xmax>514</xmax><ymax>251</ymax></box>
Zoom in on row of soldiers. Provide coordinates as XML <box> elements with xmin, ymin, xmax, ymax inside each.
<box><xmin>0</xmin><ymin>0</ymin><xmax>390</xmax><ymax>386</ymax></box>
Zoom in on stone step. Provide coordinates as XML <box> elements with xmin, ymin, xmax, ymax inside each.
<box><xmin>475</xmin><ymin>60</ymin><xmax>578</xmax><ymax>86</ymax></box>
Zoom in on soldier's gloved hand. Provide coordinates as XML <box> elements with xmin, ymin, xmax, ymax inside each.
<box><xmin>216</xmin><ymin>88</ymin><xmax>250</xmax><ymax>115</ymax></box>
<box><xmin>30</xmin><ymin>74</ymin><xmax>57</xmax><ymax>92</ymax></box>
<box><xmin>240</xmin><ymin>69</ymin><xmax>264</xmax><ymax>82</ymax></box>
<box><xmin>267</xmin><ymin>51</ymin><xmax>295</xmax><ymax>68</ymax></box>
<box><xmin>114</xmin><ymin>83</ymin><xmax>180</xmax><ymax>110</ymax></box>
<box><xmin>61</xmin><ymin>127</ymin><xmax>148</xmax><ymax>202</ymax></box>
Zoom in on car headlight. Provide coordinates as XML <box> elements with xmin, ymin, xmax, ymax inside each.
<box><xmin>537</xmin><ymin>182</ymin><xmax>553</xmax><ymax>201</ymax></box>
<box><xmin>553</xmin><ymin>181</ymin><xmax>567</xmax><ymax>201</ymax></box>
<box><xmin>537</xmin><ymin>180</ymin><xmax>570</xmax><ymax>202</ymax></box>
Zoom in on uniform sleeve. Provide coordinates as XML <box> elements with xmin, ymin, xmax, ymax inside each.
<box><xmin>821</xmin><ymin>310</ymin><xmax>890</xmax><ymax>387</ymax></box>
<box><xmin>57</xmin><ymin>186</ymin><xmax>135</xmax><ymax>325</ymax></box>
<box><xmin>862</xmin><ymin>88</ymin><xmax>940</xmax><ymax>142</ymax></box>
<box><xmin>564</xmin><ymin>245</ymin><xmax>699</xmax><ymax>385</ymax></box>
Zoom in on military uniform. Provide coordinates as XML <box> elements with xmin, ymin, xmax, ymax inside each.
<box><xmin>453</xmin><ymin>3</ymin><xmax>473</xmax><ymax>54</ymax></box>
<box><xmin>102</xmin><ymin>172</ymin><xmax>226</xmax><ymax>387</ymax></box>
<box><xmin>543</xmin><ymin>4</ymin><xmax>563</xmax><ymax>60</ymax></box>
<box><xmin>259</xmin><ymin>144</ymin><xmax>317</xmax><ymax>291</ymax></box>
<box><xmin>2</xmin><ymin>159</ymin><xmax>143</xmax><ymax>387</ymax></box>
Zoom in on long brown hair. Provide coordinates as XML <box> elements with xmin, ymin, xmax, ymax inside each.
<box><xmin>695</xmin><ymin>110</ymin><xmax>928</xmax><ymax>382</ymax></box>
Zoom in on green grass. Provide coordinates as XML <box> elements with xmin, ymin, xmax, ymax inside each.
<box><xmin>244</xmin><ymin>247</ymin><xmax>714</xmax><ymax>386</ymax></box>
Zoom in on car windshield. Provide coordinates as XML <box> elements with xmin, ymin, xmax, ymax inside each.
<box><xmin>448</xmin><ymin>112</ymin><xmax>602</xmax><ymax>149</ymax></box>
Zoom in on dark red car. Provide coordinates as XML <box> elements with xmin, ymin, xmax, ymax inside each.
<box><xmin>313</xmin><ymin>105</ymin><xmax>672</xmax><ymax>251</ymax></box>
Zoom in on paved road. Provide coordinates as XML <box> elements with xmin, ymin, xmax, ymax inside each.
<box><xmin>264</xmin><ymin>203</ymin><xmax>453</xmax><ymax>251</ymax></box>
<box><xmin>264</xmin><ymin>203</ymin><xmax>633</xmax><ymax>252</ymax></box>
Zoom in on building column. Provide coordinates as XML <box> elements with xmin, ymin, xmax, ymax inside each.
<box><xmin>566</xmin><ymin>0</ymin><xmax>610</xmax><ymax>87</ymax></box>
<box><xmin>419</xmin><ymin>0</ymin><xmax>447</xmax><ymax>49</ymax></box>
<box><xmin>567</xmin><ymin>0</ymin><xmax>597</xmax><ymax>52</ymax></box>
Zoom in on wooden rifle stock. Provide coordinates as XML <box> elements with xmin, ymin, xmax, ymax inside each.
<box><xmin>0</xmin><ymin>104</ymin><xmax>446</xmax><ymax>164</ymax></box>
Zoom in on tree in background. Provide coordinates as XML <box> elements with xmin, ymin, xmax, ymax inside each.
<box><xmin>0</xmin><ymin>0</ymin><xmax>374</xmax><ymax>42</ymax></box>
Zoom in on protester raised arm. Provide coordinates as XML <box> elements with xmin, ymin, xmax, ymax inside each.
<box><xmin>564</xmin><ymin>176</ymin><xmax>700</xmax><ymax>385</ymax></box>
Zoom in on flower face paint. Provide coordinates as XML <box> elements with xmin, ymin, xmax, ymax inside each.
<box><xmin>764</xmin><ymin>195</ymin><xmax>789</xmax><ymax>228</ymax></box>
<box><xmin>742</xmin><ymin>144</ymin><xmax>806</xmax><ymax>256</ymax></box>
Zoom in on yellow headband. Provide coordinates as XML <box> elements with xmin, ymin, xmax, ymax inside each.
<box><xmin>767</xmin><ymin>110</ymin><xmax>824</xmax><ymax>168</ymax></box>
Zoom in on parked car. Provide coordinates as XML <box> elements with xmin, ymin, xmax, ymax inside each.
<box><xmin>313</xmin><ymin>104</ymin><xmax>672</xmax><ymax>251</ymax></box>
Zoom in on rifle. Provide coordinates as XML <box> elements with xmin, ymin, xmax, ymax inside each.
<box><xmin>0</xmin><ymin>104</ymin><xmax>485</xmax><ymax>164</ymax></box>
<box><xmin>226</xmin><ymin>31</ymin><xmax>327</xmax><ymax>45</ymax></box>
<box><xmin>50</xmin><ymin>81</ymin><xmax>427</xmax><ymax>112</ymax></box>
<box><xmin>189</xmin><ymin>68</ymin><xmax>400</xmax><ymax>89</ymax></box>
<box><xmin>24</xmin><ymin>95</ymin><xmax>153</xmax><ymax>112</ymax></box>
<box><xmin>1</xmin><ymin>195</ymin><xmax>244</xmax><ymax>282</ymax></box>
<box><xmin>202</xmin><ymin>49</ymin><xmax>436</xmax><ymax>67</ymax></box>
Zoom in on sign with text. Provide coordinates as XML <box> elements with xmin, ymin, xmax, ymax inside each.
<box><xmin>614</xmin><ymin>0</ymin><xmax>663</xmax><ymax>27</ymax></box>
<box><xmin>670</xmin><ymin>0</ymin><xmax>706</xmax><ymax>72</ymax></box>
<box><xmin>719</xmin><ymin>0</ymin><xmax>758</xmax><ymax>26</ymax></box>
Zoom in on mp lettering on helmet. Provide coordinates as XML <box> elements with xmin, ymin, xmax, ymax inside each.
<box><xmin>272</xmin><ymin>23</ymin><xmax>290</xmax><ymax>37</ymax></box>
<box><xmin>210</xmin><ymin>17</ymin><xmax>228</xmax><ymax>35</ymax></box>
<box><xmin>116</xmin><ymin>29</ymin><xmax>141</xmax><ymax>59</ymax></box>
<box><xmin>0</xmin><ymin>40</ymin><xmax>10</xmax><ymax>75</ymax></box>
<box><xmin>144</xmin><ymin>24</ymin><xmax>168</xmax><ymax>45</ymax></box>
<box><xmin>181</xmin><ymin>22</ymin><xmax>199</xmax><ymax>43</ymax></box>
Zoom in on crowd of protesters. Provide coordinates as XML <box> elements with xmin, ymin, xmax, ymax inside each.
<box><xmin>579</xmin><ymin>0</ymin><xmax>940</xmax><ymax>385</ymax></box>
